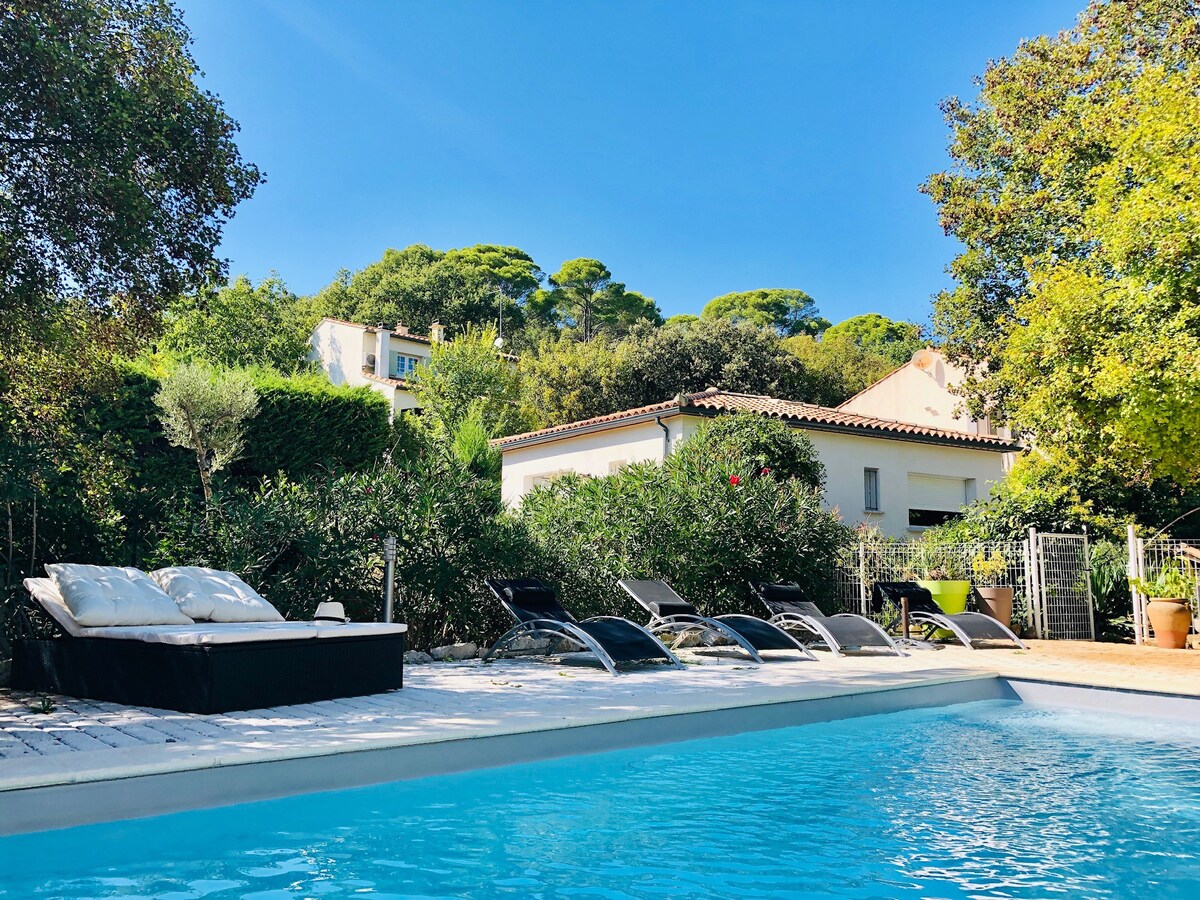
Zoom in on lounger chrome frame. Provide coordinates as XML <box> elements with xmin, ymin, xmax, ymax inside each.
<box><xmin>483</xmin><ymin>581</ymin><xmax>684</xmax><ymax>675</ymax></box>
<box><xmin>766</xmin><ymin>610</ymin><xmax>906</xmax><ymax>657</ymax></box>
<box><xmin>618</xmin><ymin>580</ymin><xmax>816</xmax><ymax>662</ymax></box>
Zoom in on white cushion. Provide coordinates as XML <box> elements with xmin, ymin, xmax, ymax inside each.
<box><xmin>150</xmin><ymin>567</ymin><xmax>284</xmax><ymax>622</ymax></box>
<box><xmin>82</xmin><ymin>621</ymin><xmax>409</xmax><ymax>644</ymax></box>
<box><xmin>45</xmin><ymin>564</ymin><xmax>194</xmax><ymax>627</ymax></box>
<box><xmin>23</xmin><ymin>577</ymin><xmax>87</xmax><ymax>637</ymax></box>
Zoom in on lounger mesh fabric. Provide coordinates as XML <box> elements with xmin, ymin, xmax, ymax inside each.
<box><xmin>488</xmin><ymin>578</ymin><xmax>674</xmax><ymax>664</ymax></box>
<box><xmin>620</xmin><ymin>579</ymin><xmax>802</xmax><ymax>653</ymax></box>
<box><xmin>750</xmin><ymin>582</ymin><xmax>901</xmax><ymax>650</ymax></box>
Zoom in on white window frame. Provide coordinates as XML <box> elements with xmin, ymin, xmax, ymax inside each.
<box><xmin>390</xmin><ymin>351</ymin><xmax>422</xmax><ymax>379</ymax></box>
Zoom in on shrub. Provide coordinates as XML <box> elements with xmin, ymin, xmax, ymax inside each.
<box><xmin>233</xmin><ymin>370</ymin><xmax>391</xmax><ymax>480</ymax></box>
<box><xmin>150</xmin><ymin>452</ymin><xmax>526</xmax><ymax>649</ymax></box>
<box><xmin>517</xmin><ymin>414</ymin><xmax>850</xmax><ymax>620</ymax></box>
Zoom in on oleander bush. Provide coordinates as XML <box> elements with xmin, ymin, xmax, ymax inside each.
<box><xmin>517</xmin><ymin>413</ymin><xmax>852</xmax><ymax>620</ymax></box>
<box><xmin>149</xmin><ymin>451</ymin><xmax>524</xmax><ymax>649</ymax></box>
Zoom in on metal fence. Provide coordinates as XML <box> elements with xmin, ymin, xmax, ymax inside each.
<box><xmin>835</xmin><ymin>529</ymin><xmax>1094</xmax><ymax>639</ymax></box>
<box><xmin>1127</xmin><ymin>528</ymin><xmax>1200</xmax><ymax>644</ymax></box>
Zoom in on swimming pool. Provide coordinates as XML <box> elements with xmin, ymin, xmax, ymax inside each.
<box><xmin>2</xmin><ymin>698</ymin><xmax>1198</xmax><ymax>897</ymax></box>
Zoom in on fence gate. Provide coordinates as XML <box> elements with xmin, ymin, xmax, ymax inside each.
<box><xmin>1030</xmin><ymin>531</ymin><xmax>1095</xmax><ymax>640</ymax></box>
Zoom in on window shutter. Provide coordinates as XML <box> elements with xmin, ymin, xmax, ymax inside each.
<box><xmin>907</xmin><ymin>474</ymin><xmax>967</xmax><ymax>511</ymax></box>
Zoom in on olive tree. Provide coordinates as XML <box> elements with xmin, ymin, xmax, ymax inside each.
<box><xmin>154</xmin><ymin>363</ymin><xmax>258</xmax><ymax>504</ymax></box>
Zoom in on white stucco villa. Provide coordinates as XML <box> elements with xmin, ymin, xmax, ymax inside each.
<box><xmin>496</xmin><ymin>357</ymin><xmax>1020</xmax><ymax>537</ymax></box>
<box><xmin>308</xmin><ymin>317</ymin><xmax>444</xmax><ymax>415</ymax></box>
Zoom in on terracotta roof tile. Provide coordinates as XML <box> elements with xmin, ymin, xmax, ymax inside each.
<box><xmin>496</xmin><ymin>388</ymin><xmax>1021</xmax><ymax>451</ymax></box>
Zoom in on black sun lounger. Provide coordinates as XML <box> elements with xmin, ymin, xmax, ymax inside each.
<box><xmin>749</xmin><ymin>582</ymin><xmax>905</xmax><ymax>657</ymax></box>
<box><xmin>871</xmin><ymin>581</ymin><xmax>1026</xmax><ymax>650</ymax></box>
<box><xmin>618</xmin><ymin>579</ymin><xmax>815</xmax><ymax>662</ymax></box>
<box><xmin>483</xmin><ymin>578</ymin><xmax>683</xmax><ymax>675</ymax></box>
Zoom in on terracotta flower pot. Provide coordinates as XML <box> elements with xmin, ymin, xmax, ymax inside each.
<box><xmin>976</xmin><ymin>587</ymin><xmax>1014</xmax><ymax>628</ymax></box>
<box><xmin>1147</xmin><ymin>598</ymin><xmax>1192</xmax><ymax>650</ymax></box>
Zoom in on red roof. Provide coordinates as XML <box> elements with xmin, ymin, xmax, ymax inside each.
<box><xmin>495</xmin><ymin>388</ymin><xmax>1021</xmax><ymax>451</ymax></box>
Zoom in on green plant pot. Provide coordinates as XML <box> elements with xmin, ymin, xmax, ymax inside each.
<box><xmin>916</xmin><ymin>580</ymin><xmax>971</xmax><ymax>614</ymax></box>
<box><xmin>917</xmin><ymin>580</ymin><xmax>971</xmax><ymax>640</ymax></box>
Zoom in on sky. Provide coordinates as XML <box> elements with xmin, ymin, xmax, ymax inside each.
<box><xmin>179</xmin><ymin>0</ymin><xmax>1082</xmax><ymax>326</ymax></box>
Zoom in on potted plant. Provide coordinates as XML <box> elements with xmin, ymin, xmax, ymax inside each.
<box><xmin>1131</xmin><ymin>561</ymin><xmax>1196</xmax><ymax>650</ymax></box>
<box><xmin>972</xmin><ymin>549</ymin><xmax>1013</xmax><ymax>625</ymax></box>
<box><xmin>910</xmin><ymin>542</ymin><xmax>971</xmax><ymax>614</ymax></box>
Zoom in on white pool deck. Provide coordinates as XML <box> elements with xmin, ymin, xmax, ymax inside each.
<box><xmin>1</xmin><ymin>639</ymin><xmax>1194</xmax><ymax>800</ymax></box>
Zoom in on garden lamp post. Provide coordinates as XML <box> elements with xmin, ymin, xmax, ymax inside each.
<box><xmin>383</xmin><ymin>536</ymin><xmax>396</xmax><ymax>624</ymax></box>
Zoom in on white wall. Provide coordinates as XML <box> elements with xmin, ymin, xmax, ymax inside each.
<box><xmin>805</xmin><ymin>429</ymin><xmax>1006</xmax><ymax>536</ymax></box>
<box><xmin>840</xmin><ymin>355</ymin><xmax>991</xmax><ymax>435</ymax></box>
<box><xmin>500</xmin><ymin>418</ymin><xmax>685</xmax><ymax>507</ymax></box>
<box><xmin>309</xmin><ymin>319</ymin><xmax>374</xmax><ymax>388</ymax></box>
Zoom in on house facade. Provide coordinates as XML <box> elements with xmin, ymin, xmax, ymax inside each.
<box><xmin>839</xmin><ymin>348</ymin><xmax>1011</xmax><ymax>442</ymax></box>
<box><xmin>496</xmin><ymin>388</ymin><xmax>1020</xmax><ymax>538</ymax></box>
<box><xmin>309</xmin><ymin>318</ymin><xmax>445</xmax><ymax>415</ymax></box>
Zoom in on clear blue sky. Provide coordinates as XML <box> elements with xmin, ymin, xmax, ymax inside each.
<box><xmin>180</xmin><ymin>0</ymin><xmax>1080</xmax><ymax>325</ymax></box>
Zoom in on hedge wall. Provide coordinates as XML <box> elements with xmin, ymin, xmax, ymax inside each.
<box><xmin>233</xmin><ymin>371</ymin><xmax>391</xmax><ymax>480</ymax></box>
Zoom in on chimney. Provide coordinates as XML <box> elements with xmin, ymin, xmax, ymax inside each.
<box><xmin>430</xmin><ymin>321</ymin><xmax>446</xmax><ymax>343</ymax></box>
<box><xmin>374</xmin><ymin>323</ymin><xmax>390</xmax><ymax>377</ymax></box>
<box><xmin>395</xmin><ymin>323</ymin><xmax>410</xmax><ymax>336</ymax></box>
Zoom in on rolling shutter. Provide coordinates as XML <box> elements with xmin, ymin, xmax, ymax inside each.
<box><xmin>907</xmin><ymin>474</ymin><xmax>967</xmax><ymax>512</ymax></box>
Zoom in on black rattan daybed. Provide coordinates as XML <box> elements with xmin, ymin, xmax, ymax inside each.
<box><xmin>12</xmin><ymin>578</ymin><xmax>406</xmax><ymax>714</ymax></box>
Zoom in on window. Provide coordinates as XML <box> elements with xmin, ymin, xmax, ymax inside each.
<box><xmin>907</xmin><ymin>473</ymin><xmax>969</xmax><ymax>529</ymax></box>
<box><xmin>863</xmin><ymin>468</ymin><xmax>880</xmax><ymax>512</ymax></box>
<box><xmin>390</xmin><ymin>352</ymin><xmax>421</xmax><ymax>379</ymax></box>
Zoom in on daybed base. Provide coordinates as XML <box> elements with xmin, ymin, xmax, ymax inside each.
<box><xmin>11</xmin><ymin>632</ymin><xmax>405</xmax><ymax>714</ymax></box>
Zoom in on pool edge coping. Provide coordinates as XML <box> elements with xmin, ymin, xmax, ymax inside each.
<box><xmin>0</xmin><ymin>669</ymin><xmax>999</xmax><ymax>794</ymax></box>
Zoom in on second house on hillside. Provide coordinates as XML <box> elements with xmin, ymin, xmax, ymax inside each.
<box><xmin>308</xmin><ymin>317</ymin><xmax>446</xmax><ymax>415</ymax></box>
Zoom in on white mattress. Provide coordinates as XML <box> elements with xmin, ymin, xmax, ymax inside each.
<box><xmin>24</xmin><ymin>578</ymin><xmax>407</xmax><ymax>645</ymax></box>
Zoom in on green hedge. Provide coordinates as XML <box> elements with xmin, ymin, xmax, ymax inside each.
<box><xmin>233</xmin><ymin>371</ymin><xmax>391</xmax><ymax>480</ymax></box>
<box><xmin>76</xmin><ymin>363</ymin><xmax>391</xmax><ymax>564</ymax></box>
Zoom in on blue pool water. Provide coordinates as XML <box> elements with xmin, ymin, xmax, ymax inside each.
<box><xmin>2</xmin><ymin>699</ymin><xmax>1199</xmax><ymax>898</ymax></box>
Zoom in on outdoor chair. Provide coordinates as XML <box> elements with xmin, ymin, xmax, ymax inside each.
<box><xmin>618</xmin><ymin>579</ymin><xmax>815</xmax><ymax>662</ymax></box>
<box><xmin>483</xmin><ymin>577</ymin><xmax>684</xmax><ymax>675</ymax></box>
<box><xmin>871</xmin><ymin>581</ymin><xmax>1026</xmax><ymax>650</ymax></box>
<box><xmin>749</xmin><ymin>581</ymin><xmax>905</xmax><ymax>657</ymax></box>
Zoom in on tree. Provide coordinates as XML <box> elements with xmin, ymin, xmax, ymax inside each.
<box><xmin>783</xmin><ymin>331</ymin><xmax>900</xmax><ymax>406</ymax></box>
<box><xmin>154</xmin><ymin>363</ymin><xmax>258</xmax><ymax>504</ymax></box>
<box><xmin>407</xmin><ymin>326</ymin><xmax>535</xmax><ymax>441</ymax></box>
<box><xmin>532</xmin><ymin>258</ymin><xmax>662</xmax><ymax>340</ymax></box>
<box><xmin>160</xmin><ymin>276</ymin><xmax>317</xmax><ymax>371</ymax></box>
<box><xmin>820</xmin><ymin>314</ymin><xmax>923</xmax><ymax>365</ymax></box>
<box><xmin>923</xmin><ymin>0</ymin><xmax>1200</xmax><ymax>482</ymax></box>
<box><xmin>313</xmin><ymin>244</ymin><xmax>541</xmax><ymax>338</ymax></box>
<box><xmin>0</xmin><ymin>0</ymin><xmax>261</xmax><ymax>333</ymax></box>
<box><xmin>623</xmin><ymin>317</ymin><xmax>819</xmax><ymax>408</ymax></box>
<box><xmin>701</xmin><ymin>289</ymin><xmax>826</xmax><ymax>337</ymax></box>
<box><xmin>521</xmin><ymin>336</ymin><xmax>639</xmax><ymax>425</ymax></box>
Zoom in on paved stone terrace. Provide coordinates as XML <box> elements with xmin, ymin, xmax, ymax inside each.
<box><xmin>0</xmin><ymin>641</ymin><xmax>1195</xmax><ymax>792</ymax></box>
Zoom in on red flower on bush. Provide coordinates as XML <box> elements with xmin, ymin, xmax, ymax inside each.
<box><xmin>729</xmin><ymin>475</ymin><xmax>741</xmax><ymax>485</ymax></box>
<box><xmin>760</xmin><ymin>467</ymin><xmax>772</xmax><ymax>476</ymax></box>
